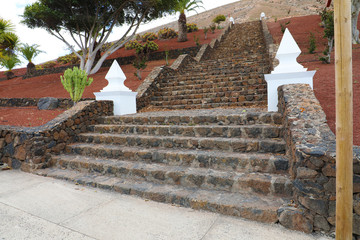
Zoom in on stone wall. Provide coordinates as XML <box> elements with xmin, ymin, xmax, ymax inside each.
<box><xmin>278</xmin><ymin>84</ymin><xmax>360</xmax><ymax>236</ymax></box>
<box><xmin>0</xmin><ymin>98</ymin><xmax>93</xmax><ymax>108</ymax></box>
<box><xmin>136</xmin><ymin>24</ymin><xmax>232</xmax><ymax>111</ymax></box>
<box><xmin>22</xmin><ymin>47</ymin><xmax>201</xmax><ymax>79</ymax></box>
<box><xmin>0</xmin><ymin>101</ymin><xmax>113</xmax><ymax>171</ymax></box>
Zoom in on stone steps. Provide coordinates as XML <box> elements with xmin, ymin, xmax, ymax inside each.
<box><xmin>34</xmin><ymin>168</ymin><xmax>291</xmax><ymax>224</ymax></box>
<box><xmin>150</xmin><ymin>96</ymin><xmax>267</xmax><ymax>108</ymax></box>
<box><xmin>92</xmin><ymin>124</ymin><xmax>282</xmax><ymax>139</ymax></box>
<box><xmin>154</xmin><ymin>87</ymin><xmax>267</xmax><ymax>97</ymax></box>
<box><xmin>77</xmin><ymin>132</ymin><xmax>285</xmax><ymax>153</ymax></box>
<box><xmin>147</xmin><ymin>101</ymin><xmax>267</xmax><ymax>110</ymax></box>
<box><xmin>50</xmin><ymin>154</ymin><xmax>292</xmax><ymax>196</ymax></box>
<box><xmin>152</xmin><ymin>91</ymin><xmax>267</xmax><ymax>102</ymax></box>
<box><xmin>65</xmin><ymin>143</ymin><xmax>289</xmax><ymax>174</ymax></box>
<box><xmin>99</xmin><ymin>109</ymin><xmax>283</xmax><ymax>126</ymax></box>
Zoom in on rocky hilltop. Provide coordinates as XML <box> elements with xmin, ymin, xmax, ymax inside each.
<box><xmin>145</xmin><ymin>0</ymin><xmax>327</xmax><ymax>33</ymax></box>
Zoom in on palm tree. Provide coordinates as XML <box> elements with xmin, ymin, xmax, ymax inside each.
<box><xmin>173</xmin><ymin>0</ymin><xmax>203</xmax><ymax>42</ymax></box>
<box><xmin>19</xmin><ymin>43</ymin><xmax>44</xmax><ymax>75</ymax></box>
<box><xmin>0</xmin><ymin>18</ymin><xmax>19</xmax><ymax>55</ymax></box>
<box><xmin>0</xmin><ymin>54</ymin><xmax>21</xmax><ymax>79</ymax></box>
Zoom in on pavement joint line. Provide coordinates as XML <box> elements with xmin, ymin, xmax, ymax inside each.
<box><xmin>0</xmin><ymin>201</ymin><xmax>98</xmax><ymax>240</ymax></box>
<box><xmin>199</xmin><ymin>214</ymin><xmax>221</xmax><ymax>240</ymax></box>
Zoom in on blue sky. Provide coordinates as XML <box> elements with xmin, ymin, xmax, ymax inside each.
<box><xmin>0</xmin><ymin>0</ymin><xmax>239</xmax><ymax>69</ymax></box>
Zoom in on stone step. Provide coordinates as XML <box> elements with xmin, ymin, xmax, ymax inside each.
<box><xmin>50</xmin><ymin>154</ymin><xmax>293</xmax><ymax>196</ymax></box>
<box><xmin>92</xmin><ymin>124</ymin><xmax>282</xmax><ymax>139</ymax></box>
<box><xmin>99</xmin><ymin>109</ymin><xmax>282</xmax><ymax>126</ymax></box>
<box><xmin>66</xmin><ymin>143</ymin><xmax>289</xmax><ymax>174</ymax></box>
<box><xmin>152</xmin><ymin>91</ymin><xmax>267</xmax><ymax>103</ymax></box>
<box><xmin>77</xmin><ymin>133</ymin><xmax>286</xmax><ymax>153</ymax></box>
<box><xmin>154</xmin><ymin>87</ymin><xmax>267</xmax><ymax>97</ymax></box>
<box><xmin>150</xmin><ymin>95</ymin><xmax>267</xmax><ymax>107</ymax></box>
<box><xmin>147</xmin><ymin>101</ymin><xmax>267</xmax><ymax>110</ymax></box>
<box><xmin>161</xmin><ymin>74</ymin><xmax>266</xmax><ymax>88</ymax></box>
<box><xmin>34</xmin><ymin>168</ymin><xmax>290</xmax><ymax>224</ymax></box>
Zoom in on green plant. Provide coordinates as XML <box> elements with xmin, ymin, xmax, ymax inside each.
<box><xmin>40</xmin><ymin>61</ymin><xmax>57</xmax><ymax>69</ymax></box>
<box><xmin>60</xmin><ymin>67</ymin><xmax>93</xmax><ymax>104</ymax></box>
<box><xmin>126</xmin><ymin>40</ymin><xmax>159</xmax><ymax>79</ymax></box>
<box><xmin>319</xmin><ymin>10</ymin><xmax>334</xmax><ymax>63</ymax></box>
<box><xmin>212</xmin><ymin>14</ymin><xmax>226</xmax><ymax>27</ymax></box>
<box><xmin>210</xmin><ymin>24</ymin><xmax>216</xmax><ymax>33</ymax></box>
<box><xmin>274</xmin><ymin>17</ymin><xmax>278</xmax><ymax>22</ymax></box>
<box><xmin>141</xmin><ymin>32</ymin><xmax>157</xmax><ymax>42</ymax></box>
<box><xmin>193</xmin><ymin>35</ymin><xmax>200</xmax><ymax>46</ymax></box>
<box><xmin>280</xmin><ymin>21</ymin><xmax>290</xmax><ymax>33</ymax></box>
<box><xmin>158</xmin><ymin>27</ymin><xmax>178</xmax><ymax>39</ymax></box>
<box><xmin>308</xmin><ymin>32</ymin><xmax>316</xmax><ymax>54</ymax></box>
<box><xmin>19</xmin><ymin>43</ymin><xmax>44</xmax><ymax>74</ymax></box>
<box><xmin>0</xmin><ymin>54</ymin><xmax>21</xmax><ymax>79</ymax></box>
<box><xmin>186</xmin><ymin>23</ymin><xmax>198</xmax><ymax>33</ymax></box>
<box><xmin>203</xmin><ymin>27</ymin><xmax>208</xmax><ymax>39</ymax></box>
<box><xmin>57</xmin><ymin>52</ymin><xmax>79</xmax><ymax>65</ymax></box>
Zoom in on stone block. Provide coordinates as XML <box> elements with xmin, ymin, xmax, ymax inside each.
<box><xmin>297</xmin><ymin>167</ymin><xmax>318</xmax><ymax>179</ymax></box>
<box><xmin>314</xmin><ymin>215</ymin><xmax>330</xmax><ymax>231</ymax></box>
<box><xmin>14</xmin><ymin>146</ymin><xmax>26</xmax><ymax>161</ymax></box>
<box><xmin>299</xmin><ymin>196</ymin><xmax>328</xmax><ymax>216</ymax></box>
<box><xmin>37</xmin><ymin>97</ymin><xmax>59</xmax><ymax>110</ymax></box>
<box><xmin>278</xmin><ymin>207</ymin><xmax>313</xmax><ymax>233</ymax></box>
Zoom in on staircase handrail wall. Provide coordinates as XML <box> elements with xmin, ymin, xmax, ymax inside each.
<box><xmin>278</xmin><ymin>83</ymin><xmax>360</xmax><ymax>234</ymax></box>
<box><xmin>0</xmin><ymin>101</ymin><xmax>113</xmax><ymax>171</ymax></box>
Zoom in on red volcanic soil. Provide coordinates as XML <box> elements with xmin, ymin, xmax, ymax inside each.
<box><xmin>267</xmin><ymin>15</ymin><xmax>360</xmax><ymax>146</ymax></box>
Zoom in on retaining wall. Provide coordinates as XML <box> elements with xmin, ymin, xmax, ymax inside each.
<box><xmin>0</xmin><ymin>101</ymin><xmax>113</xmax><ymax>171</ymax></box>
<box><xmin>278</xmin><ymin>84</ymin><xmax>360</xmax><ymax>236</ymax></box>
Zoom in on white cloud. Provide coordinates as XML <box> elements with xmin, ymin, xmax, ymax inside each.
<box><xmin>0</xmin><ymin>0</ymin><xmax>239</xmax><ymax>70</ymax></box>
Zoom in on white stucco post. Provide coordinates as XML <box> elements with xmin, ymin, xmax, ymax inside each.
<box><xmin>264</xmin><ymin>28</ymin><xmax>316</xmax><ymax>112</ymax></box>
<box><xmin>94</xmin><ymin>60</ymin><xmax>137</xmax><ymax>115</ymax></box>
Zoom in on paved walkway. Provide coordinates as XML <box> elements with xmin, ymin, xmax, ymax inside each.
<box><xmin>0</xmin><ymin>170</ymin><xmax>332</xmax><ymax>240</ymax></box>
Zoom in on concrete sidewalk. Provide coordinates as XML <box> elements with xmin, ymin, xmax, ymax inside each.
<box><xmin>0</xmin><ymin>170</ymin><xmax>332</xmax><ymax>240</ymax></box>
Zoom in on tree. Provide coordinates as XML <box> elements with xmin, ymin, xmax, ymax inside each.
<box><xmin>21</xmin><ymin>0</ymin><xmax>177</xmax><ymax>75</ymax></box>
<box><xmin>352</xmin><ymin>0</ymin><xmax>360</xmax><ymax>43</ymax></box>
<box><xmin>172</xmin><ymin>0</ymin><xmax>203</xmax><ymax>42</ymax></box>
<box><xmin>19</xmin><ymin>43</ymin><xmax>44</xmax><ymax>75</ymax></box>
<box><xmin>0</xmin><ymin>55</ymin><xmax>21</xmax><ymax>79</ymax></box>
<box><xmin>0</xmin><ymin>18</ymin><xmax>19</xmax><ymax>56</ymax></box>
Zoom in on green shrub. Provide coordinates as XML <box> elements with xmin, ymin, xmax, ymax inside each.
<box><xmin>141</xmin><ymin>32</ymin><xmax>157</xmax><ymax>42</ymax></box>
<box><xmin>101</xmin><ymin>42</ymin><xmax>114</xmax><ymax>52</ymax></box>
<box><xmin>308</xmin><ymin>32</ymin><xmax>316</xmax><ymax>54</ymax></box>
<box><xmin>280</xmin><ymin>21</ymin><xmax>290</xmax><ymax>33</ymax></box>
<box><xmin>212</xmin><ymin>15</ymin><xmax>226</xmax><ymax>25</ymax></box>
<box><xmin>60</xmin><ymin>67</ymin><xmax>93</xmax><ymax>104</ymax></box>
<box><xmin>57</xmin><ymin>52</ymin><xmax>79</xmax><ymax>64</ymax></box>
<box><xmin>186</xmin><ymin>23</ymin><xmax>198</xmax><ymax>33</ymax></box>
<box><xmin>39</xmin><ymin>61</ymin><xmax>57</xmax><ymax>69</ymax></box>
<box><xmin>158</xmin><ymin>27</ymin><xmax>178</xmax><ymax>39</ymax></box>
<box><xmin>210</xmin><ymin>24</ymin><xmax>216</xmax><ymax>33</ymax></box>
<box><xmin>125</xmin><ymin>40</ymin><xmax>141</xmax><ymax>50</ymax></box>
<box><xmin>125</xmin><ymin>40</ymin><xmax>159</xmax><ymax>79</ymax></box>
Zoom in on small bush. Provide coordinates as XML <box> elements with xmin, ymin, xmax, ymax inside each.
<box><xmin>186</xmin><ymin>23</ymin><xmax>198</xmax><ymax>33</ymax></box>
<box><xmin>210</xmin><ymin>24</ymin><xmax>216</xmax><ymax>33</ymax></box>
<box><xmin>125</xmin><ymin>40</ymin><xmax>141</xmax><ymax>50</ymax></box>
<box><xmin>308</xmin><ymin>32</ymin><xmax>316</xmax><ymax>54</ymax></box>
<box><xmin>40</xmin><ymin>61</ymin><xmax>56</xmax><ymax>69</ymax></box>
<box><xmin>141</xmin><ymin>32</ymin><xmax>157</xmax><ymax>42</ymax></box>
<box><xmin>280</xmin><ymin>21</ymin><xmax>290</xmax><ymax>33</ymax></box>
<box><xmin>57</xmin><ymin>52</ymin><xmax>79</xmax><ymax>65</ymax></box>
<box><xmin>101</xmin><ymin>42</ymin><xmax>114</xmax><ymax>52</ymax></box>
<box><xmin>158</xmin><ymin>27</ymin><xmax>178</xmax><ymax>39</ymax></box>
<box><xmin>212</xmin><ymin>15</ymin><xmax>226</xmax><ymax>25</ymax></box>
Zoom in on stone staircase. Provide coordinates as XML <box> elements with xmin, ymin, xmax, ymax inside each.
<box><xmin>149</xmin><ymin>21</ymin><xmax>270</xmax><ymax>110</ymax></box>
<box><xmin>35</xmin><ymin>109</ymin><xmax>292</xmax><ymax>223</ymax></box>
<box><xmin>34</xmin><ymin>21</ymin><xmax>294</xmax><ymax>225</ymax></box>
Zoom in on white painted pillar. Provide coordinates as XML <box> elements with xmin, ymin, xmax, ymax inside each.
<box><xmin>94</xmin><ymin>60</ymin><xmax>137</xmax><ymax>115</ymax></box>
<box><xmin>264</xmin><ymin>29</ymin><xmax>316</xmax><ymax>112</ymax></box>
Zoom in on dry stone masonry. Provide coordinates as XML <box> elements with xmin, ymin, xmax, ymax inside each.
<box><xmin>0</xmin><ymin>101</ymin><xmax>113</xmax><ymax>171</ymax></box>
